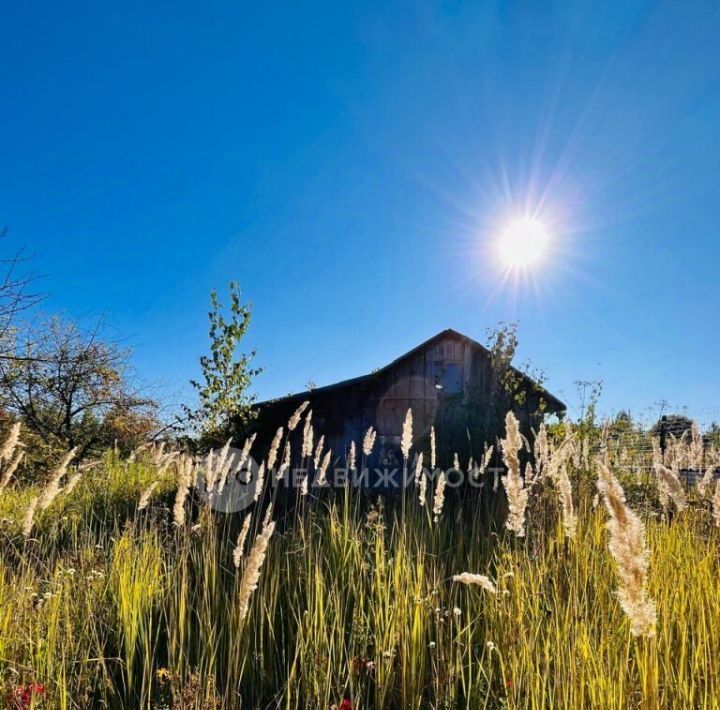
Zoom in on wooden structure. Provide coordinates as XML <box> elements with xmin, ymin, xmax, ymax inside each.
<box><xmin>251</xmin><ymin>329</ymin><xmax>565</xmax><ymax>465</ymax></box>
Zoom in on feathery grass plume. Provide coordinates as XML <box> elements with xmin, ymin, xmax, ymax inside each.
<box><xmin>534</xmin><ymin>423</ymin><xmax>549</xmax><ymax>479</ymax></box>
<box><xmin>173</xmin><ymin>457</ymin><xmax>194</xmax><ymax>526</ymax></box>
<box><xmin>238</xmin><ymin>434</ymin><xmax>257</xmax><ymax>480</ymax></box>
<box><xmin>453</xmin><ymin>452</ymin><xmax>460</xmax><ymax>470</ymax></box>
<box><xmin>287</xmin><ymin>400</ymin><xmax>310</xmax><ymax>431</ymax></box>
<box><xmin>316</xmin><ymin>450</ymin><xmax>331</xmax><ymax>486</ymax></box>
<box><xmin>653</xmin><ymin>463</ymin><xmax>687</xmax><ymax>512</ymax></box>
<box><xmin>0</xmin><ymin>449</ymin><xmax>24</xmax><ymax>491</ymax></box>
<box><xmin>267</xmin><ymin>426</ymin><xmax>283</xmax><ymax>471</ymax></box>
<box><xmin>348</xmin><ymin>440</ymin><xmax>356</xmax><ymax>471</ymax></box>
<box><xmin>418</xmin><ymin>470</ymin><xmax>427</xmax><ymax>507</ymax></box>
<box><xmin>553</xmin><ymin>462</ymin><xmax>577</xmax><ymax>540</ymax></box>
<box><xmin>430</xmin><ymin>426</ymin><xmax>436</xmax><ymax>470</ymax></box>
<box><xmin>215</xmin><ymin>438</ymin><xmax>234</xmax><ymax>493</ymax></box>
<box><xmin>651</xmin><ymin>437</ymin><xmax>663</xmax><ymax>468</ymax></box>
<box><xmin>596</xmin><ymin>462</ymin><xmax>657</xmax><ymax>638</ymax></box>
<box><xmin>401</xmin><ymin>408</ymin><xmax>413</xmax><ymax>460</ymax></box>
<box><xmin>689</xmin><ymin>422</ymin><xmax>704</xmax><ymax>470</ymax></box>
<box><xmin>233</xmin><ymin>514</ymin><xmax>253</xmax><ymax>568</ymax></box>
<box><xmin>22</xmin><ymin>495</ymin><xmax>40</xmax><ymax>537</ymax></box>
<box><xmin>501</xmin><ymin>412</ymin><xmax>528</xmax><ymax>537</ymax></box>
<box><xmin>414</xmin><ymin>452</ymin><xmax>424</xmax><ymax>483</ymax></box>
<box><xmin>362</xmin><ymin>426</ymin><xmax>376</xmax><ymax>457</ymax></box>
<box><xmin>38</xmin><ymin>448</ymin><xmax>78</xmax><ymax>511</ymax></box>
<box><xmin>313</xmin><ymin>435</ymin><xmax>325</xmax><ymax>469</ymax></box>
<box><xmin>204</xmin><ymin>448</ymin><xmax>216</xmax><ymax>493</ymax></box>
<box><xmin>432</xmin><ymin>471</ymin><xmax>447</xmax><ymax>523</ymax></box>
<box><xmin>237</xmin><ymin>516</ymin><xmax>276</xmax><ymax>622</ymax></box>
<box><xmin>63</xmin><ymin>470</ymin><xmax>83</xmax><ymax>497</ymax></box>
<box><xmin>0</xmin><ymin>422</ymin><xmax>21</xmax><ymax>463</ymax></box>
<box><xmin>254</xmin><ymin>462</ymin><xmax>266</xmax><ymax>502</ymax></box>
<box><xmin>452</xmin><ymin>573</ymin><xmax>497</xmax><ymax>594</ymax></box>
<box><xmin>301</xmin><ymin>411</ymin><xmax>314</xmax><ymax>459</ymax></box>
<box><xmin>475</xmin><ymin>444</ymin><xmax>494</xmax><ymax>480</ymax></box>
<box><xmin>697</xmin><ymin>465</ymin><xmax>716</xmax><ymax>497</ymax></box>
<box><xmin>299</xmin><ymin>474</ymin><xmax>309</xmax><ymax>497</ymax></box>
<box><xmin>277</xmin><ymin>443</ymin><xmax>291</xmax><ymax>480</ymax></box>
<box><xmin>138</xmin><ymin>481</ymin><xmax>159</xmax><ymax>510</ymax></box>
<box><xmin>712</xmin><ymin>479</ymin><xmax>720</xmax><ymax>527</ymax></box>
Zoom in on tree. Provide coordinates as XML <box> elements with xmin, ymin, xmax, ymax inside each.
<box><xmin>0</xmin><ymin>228</ymin><xmax>42</xmax><ymax>344</ymax></box>
<box><xmin>184</xmin><ymin>283</ymin><xmax>261</xmax><ymax>446</ymax></box>
<box><xmin>0</xmin><ymin>315</ymin><xmax>157</xmax><ymax>460</ymax></box>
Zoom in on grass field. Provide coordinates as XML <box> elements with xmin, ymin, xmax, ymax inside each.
<box><xmin>0</xmin><ymin>411</ymin><xmax>718</xmax><ymax>709</ymax></box>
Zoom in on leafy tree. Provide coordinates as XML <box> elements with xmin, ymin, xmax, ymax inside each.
<box><xmin>0</xmin><ymin>315</ymin><xmax>157</xmax><ymax>462</ymax></box>
<box><xmin>184</xmin><ymin>283</ymin><xmax>261</xmax><ymax>446</ymax></box>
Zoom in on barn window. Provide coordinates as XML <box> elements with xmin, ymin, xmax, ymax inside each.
<box><xmin>434</xmin><ymin>362</ymin><xmax>462</xmax><ymax>394</ymax></box>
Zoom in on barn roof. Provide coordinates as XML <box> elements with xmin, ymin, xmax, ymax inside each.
<box><xmin>256</xmin><ymin>328</ymin><xmax>566</xmax><ymax>413</ymax></box>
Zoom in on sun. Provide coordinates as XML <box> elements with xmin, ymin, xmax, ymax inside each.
<box><xmin>498</xmin><ymin>217</ymin><xmax>550</xmax><ymax>269</ymax></box>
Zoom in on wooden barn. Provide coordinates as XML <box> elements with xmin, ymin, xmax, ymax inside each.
<box><xmin>251</xmin><ymin>329</ymin><xmax>565</xmax><ymax>466</ymax></box>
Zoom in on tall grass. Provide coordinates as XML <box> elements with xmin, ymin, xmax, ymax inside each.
<box><xmin>0</xmin><ymin>416</ymin><xmax>718</xmax><ymax>708</ymax></box>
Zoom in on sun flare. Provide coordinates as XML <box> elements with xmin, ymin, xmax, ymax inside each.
<box><xmin>498</xmin><ymin>217</ymin><xmax>550</xmax><ymax>269</ymax></box>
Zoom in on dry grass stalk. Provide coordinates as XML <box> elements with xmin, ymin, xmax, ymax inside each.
<box><xmin>414</xmin><ymin>452</ymin><xmax>424</xmax><ymax>483</ymax></box>
<box><xmin>432</xmin><ymin>471</ymin><xmax>446</xmax><ymax>523</ymax></box>
<box><xmin>63</xmin><ymin>470</ymin><xmax>83</xmax><ymax>497</ymax></box>
<box><xmin>215</xmin><ymin>438</ymin><xmax>234</xmax><ymax>493</ymax></box>
<box><xmin>267</xmin><ymin>427</ymin><xmax>283</xmax><ymax>471</ymax></box>
<box><xmin>553</xmin><ymin>462</ymin><xmax>577</xmax><ymax>540</ymax></box>
<box><xmin>238</xmin><ymin>434</ymin><xmax>257</xmax><ymax>478</ymax></box>
<box><xmin>238</xmin><ymin>517</ymin><xmax>276</xmax><ymax>621</ymax></box>
<box><xmin>39</xmin><ymin>448</ymin><xmax>78</xmax><ymax>511</ymax></box>
<box><xmin>418</xmin><ymin>471</ymin><xmax>427</xmax><ymax>507</ymax></box>
<box><xmin>233</xmin><ymin>514</ymin><xmax>253</xmax><ymax>568</ymax></box>
<box><xmin>287</xmin><ymin>401</ymin><xmax>309</xmax><ymax>431</ymax></box>
<box><xmin>597</xmin><ymin>462</ymin><xmax>657</xmax><ymax>638</ymax></box>
<box><xmin>501</xmin><ymin>412</ymin><xmax>528</xmax><ymax>537</ymax></box>
<box><xmin>452</xmin><ymin>573</ymin><xmax>497</xmax><ymax>593</ymax></box>
<box><xmin>277</xmin><ymin>444</ymin><xmax>291</xmax><ymax>480</ymax></box>
<box><xmin>204</xmin><ymin>448</ymin><xmax>216</xmax><ymax>494</ymax></box>
<box><xmin>362</xmin><ymin>426</ymin><xmax>376</xmax><ymax>457</ymax></box>
<box><xmin>401</xmin><ymin>408</ymin><xmax>413</xmax><ymax>460</ymax></box>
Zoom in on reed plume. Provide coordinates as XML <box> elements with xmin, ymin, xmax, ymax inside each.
<box><xmin>138</xmin><ymin>481</ymin><xmax>159</xmax><ymax>510</ymax></box>
<box><xmin>0</xmin><ymin>449</ymin><xmax>24</xmax><ymax>491</ymax></box>
<box><xmin>553</xmin><ymin>462</ymin><xmax>577</xmax><ymax>540</ymax></box>
<box><xmin>712</xmin><ymin>479</ymin><xmax>720</xmax><ymax>527</ymax></box>
<box><xmin>0</xmin><ymin>422</ymin><xmax>21</xmax><ymax>463</ymax></box>
<box><xmin>362</xmin><ymin>426</ymin><xmax>376</xmax><ymax>457</ymax></box>
<box><xmin>418</xmin><ymin>470</ymin><xmax>427</xmax><ymax>507</ymax></box>
<box><xmin>63</xmin><ymin>470</ymin><xmax>83</xmax><ymax>497</ymax></box>
<box><xmin>401</xmin><ymin>408</ymin><xmax>413</xmax><ymax>460</ymax></box>
<box><xmin>430</xmin><ymin>426</ymin><xmax>436</xmax><ymax>470</ymax></box>
<box><xmin>287</xmin><ymin>401</ymin><xmax>309</xmax><ymax>431</ymax></box>
<box><xmin>313</xmin><ymin>435</ymin><xmax>325</xmax><ymax>469</ymax></box>
<box><xmin>432</xmin><ymin>471</ymin><xmax>446</xmax><ymax>523</ymax></box>
<box><xmin>316</xmin><ymin>450</ymin><xmax>331</xmax><ymax>486</ymax></box>
<box><xmin>233</xmin><ymin>514</ymin><xmax>253</xmax><ymax>568</ymax></box>
<box><xmin>302</xmin><ymin>412</ymin><xmax>314</xmax><ymax>459</ymax></box>
<box><xmin>267</xmin><ymin>426</ymin><xmax>283</xmax><ymax>471</ymax></box>
<box><xmin>254</xmin><ymin>462</ymin><xmax>266</xmax><ymax>502</ymax></box>
<box><xmin>238</xmin><ymin>517</ymin><xmax>276</xmax><ymax>622</ymax></box>
<box><xmin>653</xmin><ymin>463</ymin><xmax>687</xmax><ymax>512</ymax></box>
<box><xmin>501</xmin><ymin>412</ymin><xmax>528</xmax><ymax>537</ymax></box>
<box><xmin>452</xmin><ymin>573</ymin><xmax>497</xmax><ymax>594</ymax></box>
<box><xmin>348</xmin><ymin>441</ymin><xmax>356</xmax><ymax>471</ymax></box>
<box><xmin>697</xmin><ymin>465</ymin><xmax>715</xmax><ymax>497</ymax></box>
<box><xmin>173</xmin><ymin>457</ymin><xmax>194</xmax><ymax>526</ymax></box>
<box><xmin>22</xmin><ymin>495</ymin><xmax>40</xmax><ymax>537</ymax></box>
<box><xmin>597</xmin><ymin>462</ymin><xmax>657</xmax><ymax>638</ymax></box>
<box><xmin>39</xmin><ymin>448</ymin><xmax>78</xmax><ymax>511</ymax></box>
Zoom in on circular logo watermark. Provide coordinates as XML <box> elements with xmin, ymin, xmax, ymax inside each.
<box><xmin>196</xmin><ymin>448</ymin><xmax>259</xmax><ymax>514</ymax></box>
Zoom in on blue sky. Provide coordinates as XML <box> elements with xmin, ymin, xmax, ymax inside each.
<box><xmin>2</xmin><ymin>1</ymin><xmax>719</xmax><ymax>423</ymax></box>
